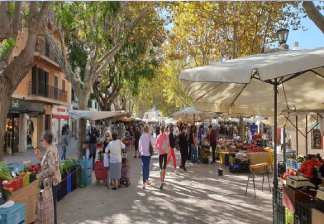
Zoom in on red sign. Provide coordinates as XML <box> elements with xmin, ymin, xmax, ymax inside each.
<box><xmin>52</xmin><ymin>114</ymin><xmax>69</xmax><ymax>120</ymax></box>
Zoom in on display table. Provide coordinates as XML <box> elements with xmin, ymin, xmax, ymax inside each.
<box><xmin>9</xmin><ymin>180</ymin><xmax>39</xmax><ymax>224</ymax></box>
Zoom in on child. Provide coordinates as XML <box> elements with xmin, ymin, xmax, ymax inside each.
<box><xmin>120</xmin><ymin>158</ymin><xmax>130</xmax><ymax>187</ymax></box>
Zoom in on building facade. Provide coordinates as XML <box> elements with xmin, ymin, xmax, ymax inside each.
<box><xmin>5</xmin><ymin>26</ymin><xmax>71</xmax><ymax>154</ymax></box>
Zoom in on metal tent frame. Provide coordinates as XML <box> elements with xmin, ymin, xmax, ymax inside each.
<box><xmin>247</xmin><ymin>66</ymin><xmax>324</xmax><ymax>224</ymax></box>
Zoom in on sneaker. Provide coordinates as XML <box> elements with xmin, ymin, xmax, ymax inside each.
<box><xmin>160</xmin><ymin>183</ymin><xmax>164</xmax><ymax>190</ymax></box>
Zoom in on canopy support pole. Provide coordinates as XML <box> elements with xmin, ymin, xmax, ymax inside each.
<box><xmin>306</xmin><ymin>114</ymin><xmax>308</xmax><ymax>154</ymax></box>
<box><xmin>296</xmin><ymin>115</ymin><xmax>299</xmax><ymax>155</ymax></box>
<box><xmin>273</xmin><ymin>78</ymin><xmax>278</xmax><ymax>224</ymax></box>
<box><xmin>283</xmin><ymin>127</ymin><xmax>286</xmax><ymax>166</ymax></box>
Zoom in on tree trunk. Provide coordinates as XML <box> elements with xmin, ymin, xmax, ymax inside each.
<box><xmin>0</xmin><ymin>79</ymin><xmax>12</xmax><ymax>159</ymax></box>
<box><xmin>77</xmin><ymin>90</ymin><xmax>90</xmax><ymax>158</ymax></box>
<box><xmin>303</xmin><ymin>1</ymin><xmax>324</xmax><ymax>33</ymax></box>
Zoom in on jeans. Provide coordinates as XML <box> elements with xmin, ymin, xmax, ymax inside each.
<box><xmin>61</xmin><ymin>145</ymin><xmax>67</xmax><ymax>161</ymax></box>
<box><xmin>191</xmin><ymin>144</ymin><xmax>198</xmax><ymax>162</ymax></box>
<box><xmin>167</xmin><ymin>147</ymin><xmax>177</xmax><ymax>169</ymax></box>
<box><xmin>89</xmin><ymin>143</ymin><xmax>97</xmax><ymax>168</ymax></box>
<box><xmin>141</xmin><ymin>156</ymin><xmax>151</xmax><ymax>183</ymax></box>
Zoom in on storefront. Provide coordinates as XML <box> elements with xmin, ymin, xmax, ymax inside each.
<box><xmin>51</xmin><ymin>105</ymin><xmax>69</xmax><ymax>145</ymax></box>
<box><xmin>5</xmin><ymin>99</ymin><xmax>44</xmax><ymax>154</ymax></box>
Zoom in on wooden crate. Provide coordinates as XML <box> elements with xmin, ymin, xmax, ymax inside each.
<box><xmin>9</xmin><ymin>180</ymin><xmax>39</xmax><ymax>224</ymax></box>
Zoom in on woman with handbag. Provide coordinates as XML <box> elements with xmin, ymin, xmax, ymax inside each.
<box><xmin>34</xmin><ymin>131</ymin><xmax>61</xmax><ymax>224</ymax></box>
<box><xmin>139</xmin><ymin>125</ymin><xmax>154</xmax><ymax>189</ymax></box>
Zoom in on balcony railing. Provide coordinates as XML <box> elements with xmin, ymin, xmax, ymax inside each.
<box><xmin>29</xmin><ymin>82</ymin><xmax>67</xmax><ymax>102</ymax></box>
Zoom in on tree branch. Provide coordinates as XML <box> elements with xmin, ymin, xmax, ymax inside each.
<box><xmin>0</xmin><ymin>3</ymin><xmax>11</xmax><ymax>41</ymax></box>
<box><xmin>303</xmin><ymin>1</ymin><xmax>324</xmax><ymax>33</ymax></box>
<box><xmin>3</xmin><ymin>2</ymin><xmax>50</xmax><ymax>91</ymax></box>
<box><xmin>95</xmin><ymin>7</ymin><xmax>151</xmax><ymax>75</ymax></box>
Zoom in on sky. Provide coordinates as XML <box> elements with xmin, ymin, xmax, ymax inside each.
<box><xmin>288</xmin><ymin>17</ymin><xmax>324</xmax><ymax>49</ymax></box>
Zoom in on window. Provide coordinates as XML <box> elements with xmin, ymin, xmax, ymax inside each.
<box><xmin>62</xmin><ymin>80</ymin><xmax>65</xmax><ymax>91</ymax></box>
<box><xmin>32</xmin><ymin>66</ymin><xmax>48</xmax><ymax>97</ymax></box>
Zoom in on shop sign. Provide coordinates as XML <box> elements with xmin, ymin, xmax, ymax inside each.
<box><xmin>9</xmin><ymin>99</ymin><xmax>44</xmax><ymax>114</ymax></box>
<box><xmin>52</xmin><ymin>105</ymin><xmax>69</xmax><ymax>120</ymax></box>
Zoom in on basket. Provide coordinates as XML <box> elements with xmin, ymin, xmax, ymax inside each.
<box><xmin>0</xmin><ymin>203</ymin><xmax>25</xmax><ymax>224</ymax></box>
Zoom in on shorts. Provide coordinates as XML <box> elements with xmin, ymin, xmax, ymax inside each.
<box><xmin>159</xmin><ymin>154</ymin><xmax>168</xmax><ymax>170</ymax></box>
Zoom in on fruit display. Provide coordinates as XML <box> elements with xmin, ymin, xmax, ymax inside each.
<box><xmin>2</xmin><ymin>176</ymin><xmax>23</xmax><ymax>192</ymax></box>
<box><xmin>27</xmin><ymin>164</ymin><xmax>41</xmax><ymax>174</ymax></box>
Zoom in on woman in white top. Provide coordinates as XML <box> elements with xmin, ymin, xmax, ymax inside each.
<box><xmin>139</xmin><ymin>125</ymin><xmax>154</xmax><ymax>189</ymax></box>
<box><xmin>106</xmin><ymin>132</ymin><xmax>125</xmax><ymax>190</ymax></box>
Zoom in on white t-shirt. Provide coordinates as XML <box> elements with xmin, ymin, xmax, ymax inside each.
<box><xmin>106</xmin><ymin>140</ymin><xmax>125</xmax><ymax>163</ymax></box>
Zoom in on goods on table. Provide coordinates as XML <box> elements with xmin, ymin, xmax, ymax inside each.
<box><xmin>27</xmin><ymin>164</ymin><xmax>41</xmax><ymax>174</ymax></box>
<box><xmin>0</xmin><ymin>163</ymin><xmax>12</xmax><ymax>181</ymax></box>
<box><xmin>2</xmin><ymin>177</ymin><xmax>23</xmax><ymax>193</ymax></box>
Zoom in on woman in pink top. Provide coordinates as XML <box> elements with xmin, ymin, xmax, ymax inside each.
<box><xmin>155</xmin><ymin>126</ymin><xmax>170</xmax><ymax>190</ymax></box>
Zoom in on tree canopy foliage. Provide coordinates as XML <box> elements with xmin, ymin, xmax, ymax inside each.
<box><xmin>133</xmin><ymin>1</ymin><xmax>303</xmax><ymax>116</ymax></box>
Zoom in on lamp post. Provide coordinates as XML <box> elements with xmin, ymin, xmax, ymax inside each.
<box><xmin>276</xmin><ymin>28</ymin><xmax>289</xmax><ymax>49</ymax></box>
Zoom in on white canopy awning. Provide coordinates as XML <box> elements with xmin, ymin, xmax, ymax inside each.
<box><xmin>69</xmin><ymin>110</ymin><xmax>129</xmax><ymax>121</ymax></box>
<box><xmin>172</xmin><ymin>106</ymin><xmax>214</xmax><ymax>122</ymax></box>
<box><xmin>180</xmin><ymin>48</ymin><xmax>324</xmax><ymax>116</ymax></box>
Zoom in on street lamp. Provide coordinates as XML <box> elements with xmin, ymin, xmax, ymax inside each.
<box><xmin>276</xmin><ymin>28</ymin><xmax>289</xmax><ymax>49</ymax></box>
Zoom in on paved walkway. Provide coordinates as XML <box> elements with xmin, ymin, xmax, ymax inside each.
<box><xmin>58</xmin><ymin>153</ymin><xmax>273</xmax><ymax>224</ymax></box>
<box><xmin>4</xmin><ymin>137</ymin><xmax>79</xmax><ymax>164</ymax></box>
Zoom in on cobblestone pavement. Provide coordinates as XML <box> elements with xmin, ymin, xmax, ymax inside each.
<box><xmin>58</xmin><ymin>152</ymin><xmax>273</xmax><ymax>224</ymax></box>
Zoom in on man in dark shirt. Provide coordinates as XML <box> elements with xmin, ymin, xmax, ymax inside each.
<box><xmin>208</xmin><ymin>125</ymin><xmax>218</xmax><ymax>163</ymax></box>
<box><xmin>88</xmin><ymin>124</ymin><xmax>99</xmax><ymax>167</ymax></box>
<box><xmin>167</xmin><ymin>125</ymin><xmax>177</xmax><ymax>170</ymax></box>
<box><xmin>179</xmin><ymin>126</ymin><xmax>189</xmax><ymax>171</ymax></box>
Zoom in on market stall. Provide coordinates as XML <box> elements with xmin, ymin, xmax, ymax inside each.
<box><xmin>180</xmin><ymin>47</ymin><xmax>324</xmax><ymax>224</ymax></box>
<box><xmin>0</xmin><ymin>162</ymin><xmax>40</xmax><ymax>224</ymax></box>
<box><xmin>0</xmin><ymin>158</ymin><xmax>93</xmax><ymax>224</ymax></box>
